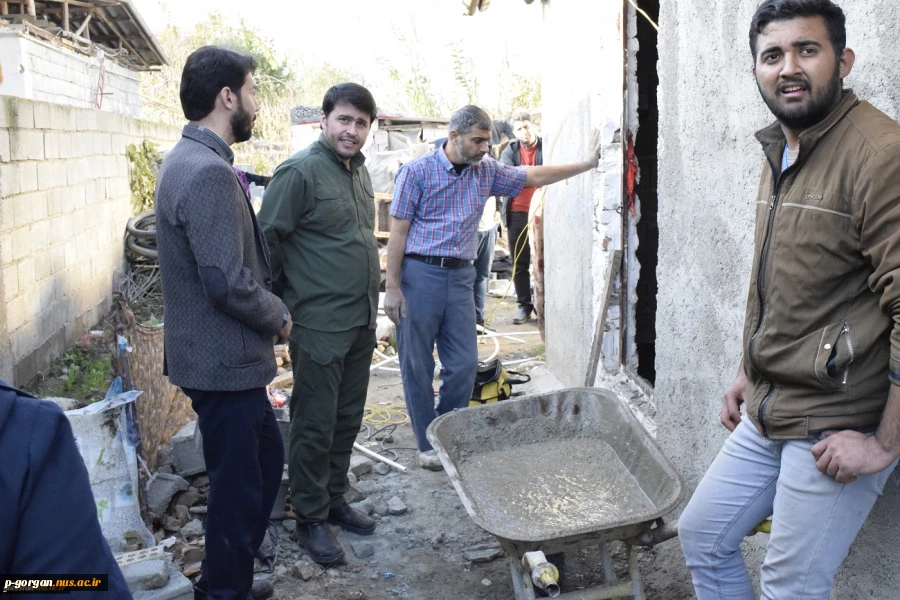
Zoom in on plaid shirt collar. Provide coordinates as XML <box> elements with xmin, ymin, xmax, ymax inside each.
<box><xmin>437</xmin><ymin>140</ymin><xmax>485</xmax><ymax>175</ymax></box>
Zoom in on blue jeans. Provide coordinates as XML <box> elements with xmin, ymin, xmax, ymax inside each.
<box><xmin>679</xmin><ymin>419</ymin><xmax>897</xmax><ymax>600</ymax></box>
<box><xmin>397</xmin><ymin>258</ymin><xmax>477</xmax><ymax>451</ymax></box>
<box><xmin>474</xmin><ymin>227</ymin><xmax>497</xmax><ymax>322</ymax></box>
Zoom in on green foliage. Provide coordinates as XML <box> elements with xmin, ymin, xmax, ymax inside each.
<box><xmin>504</xmin><ymin>72</ymin><xmax>542</xmax><ymax>116</ymax></box>
<box><xmin>494</xmin><ymin>53</ymin><xmax>542</xmax><ymax>119</ymax></box>
<box><xmin>64</xmin><ymin>365</ymin><xmax>78</xmax><ymax>394</ymax></box>
<box><xmin>378</xmin><ymin>25</ymin><xmax>448</xmax><ymax>118</ymax></box>
<box><xmin>138</xmin><ymin>10</ymin><xmax>542</xmax><ymax>173</ymax></box>
<box><xmin>294</xmin><ymin>60</ymin><xmax>366</xmax><ymax>107</ymax></box>
<box><xmin>384</xmin><ymin>61</ymin><xmax>444</xmax><ymax>118</ymax></box>
<box><xmin>125</xmin><ymin>140</ymin><xmax>162</xmax><ymax>215</ymax></box>
<box><xmin>141</xmin><ymin>315</ymin><xmax>162</xmax><ymax>328</ymax></box>
<box><xmin>80</xmin><ymin>356</ymin><xmax>111</xmax><ymax>400</ymax></box>
<box><xmin>59</xmin><ymin>349</ymin><xmax>111</xmax><ymax>402</ymax></box>
<box><xmin>140</xmin><ymin>13</ymin><xmax>304</xmax><ymax>174</ymax></box>
<box><xmin>451</xmin><ymin>48</ymin><xmax>478</xmax><ymax>106</ymax></box>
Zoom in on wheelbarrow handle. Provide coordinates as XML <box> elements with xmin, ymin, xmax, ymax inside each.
<box><xmin>629</xmin><ymin>517</ymin><xmax>680</xmax><ymax>547</ymax></box>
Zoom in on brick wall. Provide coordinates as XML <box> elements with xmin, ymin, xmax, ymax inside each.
<box><xmin>0</xmin><ymin>96</ymin><xmax>180</xmax><ymax>385</ymax></box>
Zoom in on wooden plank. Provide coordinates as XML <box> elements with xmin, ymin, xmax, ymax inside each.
<box><xmin>72</xmin><ymin>10</ymin><xmax>89</xmax><ymax>35</ymax></box>
<box><xmin>61</xmin><ymin>0</ymin><xmax>67</xmax><ymax>30</ymax></box>
<box><xmin>41</xmin><ymin>6</ymin><xmax>94</xmax><ymax>14</ymax></box>
<box><xmin>584</xmin><ymin>250</ymin><xmax>622</xmax><ymax>387</ymax></box>
<box><xmin>92</xmin><ymin>8</ymin><xmax>148</xmax><ymax>67</ymax></box>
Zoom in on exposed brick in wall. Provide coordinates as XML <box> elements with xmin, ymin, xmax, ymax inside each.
<box><xmin>0</xmin><ymin>96</ymin><xmax>180</xmax><ymax>385</ymax></box>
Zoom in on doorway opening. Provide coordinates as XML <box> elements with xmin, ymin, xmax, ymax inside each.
<box><xmin>633</xmin><ymin>0</ymin><xmax>660</xmax><ymax>384</ymax></box>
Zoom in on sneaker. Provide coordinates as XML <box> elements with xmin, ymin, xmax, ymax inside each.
<box><xmin>417</xmin><ymin>450</ymin><xmax>444</xmax><ymax>471</ymax></box>
<box><xmin>476</xmin><ymin>320</ymin><xmax>496</xmax><ymax>334</ymax></box>
<box><xmin>512</xmin><ymin>306</ymin><xmax>534</xmax><ymax>325</ymax></box>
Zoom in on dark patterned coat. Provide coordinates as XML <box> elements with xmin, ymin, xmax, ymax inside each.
<box><xmin>155</xmin><ymin>125</ymin><xmax>286</xmax><ymax>391</ymax></box>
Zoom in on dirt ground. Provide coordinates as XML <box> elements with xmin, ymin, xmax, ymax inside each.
<box><xmin>264</xmin><ymin>295</ymin><xmax>693</xmax><ymax>600</ymax></box>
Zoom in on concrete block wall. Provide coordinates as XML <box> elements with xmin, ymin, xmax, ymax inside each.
<box><xmin>654</xmin><ymin>1</ymin><xmax>900</xmax><ymax>597</ymax></box>
<box><xmin>540</xmin><ymin>0</ymin><xmax>625</xmax><ymax>388</ymax></box>
<box><xmin>0</xmin><ymin>95</ymin><xmax>180</xmax><ymax>385</ymax></box>
<box><xmin>0</xmin><ymin>31</ymin><xmax>142</xmax><ymax>119</ymax></box>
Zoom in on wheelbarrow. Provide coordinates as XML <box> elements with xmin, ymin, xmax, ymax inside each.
<box><xmin>426</xmin><ymin>388</ymin><xmax>684</xmax><ymax>599</ymax></box>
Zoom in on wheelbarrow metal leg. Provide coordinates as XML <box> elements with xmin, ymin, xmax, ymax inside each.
<box><xmin>628</xmin><ymin>544</ymin><xmax>645</xmax><ymax>600</ymax></box>
<box><xmin>600</xmin><ymin>542</ymin><xmax>617</xmax><ymax>584</ymax></box>
<box><xmin>510</xmin><ymin>555</ymin><xmax>538</xmax><ymax>600</ymax></box>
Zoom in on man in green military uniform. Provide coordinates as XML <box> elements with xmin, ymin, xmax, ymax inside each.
<box><xmin>259</xmin><ymin>83</ymin><xmax>380</xmax><ymax>565</ymax></box>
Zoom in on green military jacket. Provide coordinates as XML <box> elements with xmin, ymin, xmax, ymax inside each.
<box><xmin>259</xmin><ymin>135</ymin><xmax>380</xmax><ymax>332</ymax></box>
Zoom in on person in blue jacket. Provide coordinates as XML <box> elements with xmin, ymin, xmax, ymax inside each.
<box><xmin>0</xmin><ymin>379</ymin><xmax>132</xmax><ymax>598</ymax></box>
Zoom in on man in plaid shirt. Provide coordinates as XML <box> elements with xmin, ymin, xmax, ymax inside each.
<box><xmin>384</xmin><ymin>105</ymin><xmax>602</xmax><ymax>469</ymax></box>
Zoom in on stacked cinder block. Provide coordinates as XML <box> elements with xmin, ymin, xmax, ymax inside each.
<box><xmin>0</xmin><ymin>96</ymin><xmax>180</xmax><ymax>385</ymax></box>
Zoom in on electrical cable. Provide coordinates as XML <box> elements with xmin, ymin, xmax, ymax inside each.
<box><xmin>360</xmin><ymin>412</ymin><xmax>419</xmax><ymax>462</ymax></box>
<box><xmin>628</xmin><ymin>0</ymin><xmax>660</xmax><ymax>32</ymax></box>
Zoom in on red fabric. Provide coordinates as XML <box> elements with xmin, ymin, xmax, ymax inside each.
<box><xmin>510</xmin><ymin>144</ymin><xmax>539</xmax><ymax>213</ymax></box>
<box><xmin>626</xmin><ymin>130</ymin><xmax>638</xmax><ymax>217</ymax></box>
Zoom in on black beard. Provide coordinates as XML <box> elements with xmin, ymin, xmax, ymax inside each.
<box><xmin>455</xmin><ymin>146</ymin><xmax>482</xmax><ymax>165</ymax></box>
<box><xmin>758</xmin><ymin>68</ymin><xmax>842</xmax><ymax>131</ymax></box>
<box><xmin>230</xmin><ymin>99</ymin><xmax>254</xmax><ymax>143</ymax></box>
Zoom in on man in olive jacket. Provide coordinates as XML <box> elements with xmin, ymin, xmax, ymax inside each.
<box><xmin>259</xmin><ymin>84</ymin><xmax>380</xmax><ymax>566</ymax></box>
<box><xmin>678</xmin><ymin>2</ymin><xmax>900</xmax><ymax>599</ymax></box>
<box><xmin>156</xmin><ymin>46</ymin><xmax>290</xmax><ymax>600</ymax></box>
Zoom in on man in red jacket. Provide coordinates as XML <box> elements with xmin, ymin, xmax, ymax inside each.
<box><xmin>500</xmin><ymin>110</ymin><xmax>543</xmax><ymax>324</ymax></box>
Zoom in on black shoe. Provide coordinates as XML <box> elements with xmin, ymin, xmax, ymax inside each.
<box><xmin>512</xmin><ymin>306</ymin><xmax>533</xmax><ymax>325</ymax></box>
<box><xmin>294</xmin><ymin>521</ymin><xmax>345</xmax><ymax>565</ymax></box>
<box><xmin>250</xmin><ymin>580</ymin><xmax>275</xmax><ymax>600</ymax></box>
<box><xmin>193</xmin><ymin>579</ymin><xmax>274</xmax><ymax>600</ymax></box>
<box><xmin>327</xmin><ymin>502</ymin><xmax>376</xmax><ymax>535</ymax></box>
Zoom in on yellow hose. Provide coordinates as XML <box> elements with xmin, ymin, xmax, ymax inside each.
<box><xmin>363</xmin><ymin>403</ymin><xmax>409</xmax><ymax>426</ymax></box>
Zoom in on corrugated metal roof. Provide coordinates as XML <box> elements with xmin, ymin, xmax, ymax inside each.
<box><xmin>0</xmin><ymin>0</ymin><xmax>167</xmax><ymax>69</ymax></box>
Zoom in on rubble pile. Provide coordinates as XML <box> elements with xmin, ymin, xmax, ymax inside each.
<box><xmin>127</xmin><ymin>411</ymin><xmax>509</xmax><ymax>598</ymax></box>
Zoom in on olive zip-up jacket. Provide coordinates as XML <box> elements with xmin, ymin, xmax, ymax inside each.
<box><xmin>259</xmin><ymin>136</ymin><xmax>380</xmax><ymax>333</ymax></box>
<box><xmin>743</xmin><ymin>91</ymin><xmax>900</xmax><ymax>439</ymax></box>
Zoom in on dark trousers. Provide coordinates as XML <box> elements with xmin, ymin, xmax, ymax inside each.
<box><xmin>507</xmin><ymin>210</ymin><xmax>532</xmax><ymax>309</ymax></box>
<box><xmin>288</xmin><ymin>326</ymin><xmax>376</xmax><ymax>521</ymax></box>
<box><xmin>182</xmin><ymin>387</ymin><xmax>284</xmax><ymax>600</ymax></box>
